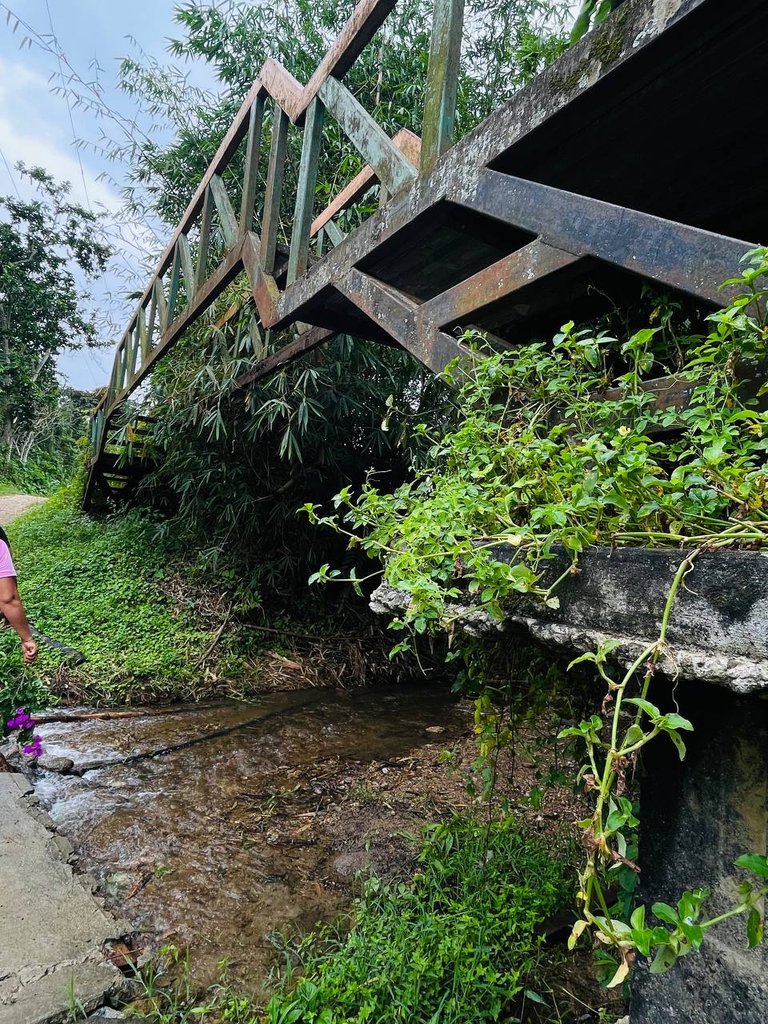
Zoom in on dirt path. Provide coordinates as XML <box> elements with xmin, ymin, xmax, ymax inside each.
<box><xmin>0</xmin><ymin>493</ymin><xmax>46</xmax><ymax>527</ymax></box>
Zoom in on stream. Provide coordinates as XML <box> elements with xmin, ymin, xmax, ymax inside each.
<box><xmin>31</xmin><ymin>685</ymin><xmax>469</xmax><ymax>995</ymax></box>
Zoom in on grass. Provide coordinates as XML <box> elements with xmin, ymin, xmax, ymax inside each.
<box><xmin>0</xmin><ymin>480</ymin><xmax>20</xmax><ymax>496</ymax></box>
<box><xmin>0</xmin><ymin>488</ymin><xmax>213</xmax><ymax>702</ymax></box>
<box><xmin>126</xmin><ymin>817</ymin><xmax>572</xmax><ymax>1024</ymax></box>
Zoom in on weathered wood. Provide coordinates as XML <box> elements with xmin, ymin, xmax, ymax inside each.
<box><xmin>167</xmin><ymin>246</ymin><xmax>182</xmax><ymax>324</ymax></box>
<box><xmin>261</xmin><ymin>107</ymin><xmax>289</xmax><ymax>273</ymax></box>
<box><xmin>311</xmin><ymin>129</ymin><xmax>420</xmax><ymax>238</ymax></box>
<box><xmin>177</xmin><ymin>235</ymin><xmax>196</xmax><ymax>303</ymax></box>
<box><xmin>137</xmin><ymin>308</ymin><xmax>150</xmax><ymax>362</ymax></box>
<box><xmin>417</xmin><ymin>240</ymin><xmax>581</xmax><ymax>328</ymax></box>
<box><xmin>210</xmin><ymin>174</ymin><xmax>239</xmax><ymax>249</ymax></box>
<box><xmin>261</xmin><ymin>58</ymin><xmax>304</xmax><ymax>121</ymax></box>
<box><xmin>421</xmin><ymin>0</ymin><xmax>464</xmax><ymax>174</ymax></box>
<box><xmin>324</xmin><ymin>219</ymin><xmax>346</xmax><ymax>248</ymax></box>
<box><xmin>232</xmin><ymin>326</ymin><xmax>335</xmax><ymax>390</ymax></box>
<box><xmin>287</xmin><ymin>98</ymin><xmax>325</xmax><ymax>284</ymax></box>
<box><xmin>465</xmin><ymin>170</ymin><xmax>754</xmax><ymax>306</ymax></box>
<box><xmin>239</xmin><ymin>94</ymin><xmax>265</xmax><ymax>234</ymax></box>
<box><xmin>146</xmin><ymin>290</ymin><xmax>158</xmax><ymax>355</ymax></box>
<box><xmin>196</xmin><ymin>188</ymin><xmax>215</xmax><ymax>289</ymax></box>
<box><xmin>114</xmin><ymin>243</ymin><xmax>246</xmax><ymax>406</ymax></box>
<box><xmin>300</xmin><ymin>0</ymin><xmax>398</xmax><ymax>119</ymax></box>
<box><xmin>153</xmin><ymin>277</ymin><xmax>169</xmax><ymax>336</ymax></box>
<box><xmin>319</xmin><ymin>77</ymin><xmax>417</xmax><ymax>196</ymax></box>
<box><xmin>242</xmin><ymin>231</ymin><xmax>281</xmax><ymax>326</ymax></box>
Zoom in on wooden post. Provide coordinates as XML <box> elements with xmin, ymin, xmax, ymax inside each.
<box><xmin>261</xmin><ymin>106</ymin><xmax>289</xmax><ymax>274</ymax></box>
<box><xmin>196</xmin><ymin>188</ymin><xmax>214</xmax><ymax>289</ymax></box>
<box><xmin>287</xmin><ymin>97</ymin><xmax>325</xmax><ymax>284</ymax></box>
<box><xmin>239</xmin><ymin>94</ymin><xmax>265</xmax><ymax>235</ymax></box>
<box><xmin>420</xmin><ymin>0</ymin><xmax>464</xmax><ymax>176</ymax></box>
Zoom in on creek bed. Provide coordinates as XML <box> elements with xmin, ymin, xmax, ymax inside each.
<box><xmin>31</xmin><ymin>685</ymin><xmax>469</xmax><ymax>995</ymax></box>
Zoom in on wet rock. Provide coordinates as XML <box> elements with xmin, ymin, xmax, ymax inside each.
<box><xmin>39</xmin><ymin>753</ymin><xmax>75</xmax><ymax>774</ymax></box>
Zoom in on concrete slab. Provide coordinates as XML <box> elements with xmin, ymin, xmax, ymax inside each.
<box><xmin>0</xmin><ymin>774</ymin><xmax>125</xmax><ymax>1024</ymax></box>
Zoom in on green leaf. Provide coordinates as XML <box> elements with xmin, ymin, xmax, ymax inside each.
<box><xmin>650</xmin><ymin>943</ymin><xmax>678</xmax><ymax>974</ymax></box>
<box><xmin>735</xmin><ymin>854</ymin><xmax>768</xmax><ymax>879</ymax></box>
<box><xmin>746</xmin><ymin>909</ymin><xmax>764</xmax><ymax>949</ymax></box>
<box><xmin>652</xmin><ymin>902</ymin><xmax>680</xmax><ymax>927</ymax></box>
<box><xmin>666</xmin><ymin>729</ymin><xmax>687</xmax><ymax>761</ymax></box>
<box><xmin>624</xmin><ymin>698</ymin><xmax>662</xmax><ymax>721</ymax></box>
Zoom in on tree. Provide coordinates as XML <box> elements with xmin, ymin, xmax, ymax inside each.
<box><xmin>0</xmin><ymin>164</ymin><xmax>110</xmax><ymax>465</ymax></box>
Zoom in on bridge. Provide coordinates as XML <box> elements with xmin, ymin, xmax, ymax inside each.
<box><xmin>83</xmin><ymin>0</ymin><xmax>766</xmax><ymax>506</ymax></box>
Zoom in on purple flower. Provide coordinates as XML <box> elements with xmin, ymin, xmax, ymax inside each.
<box><xmin>22</xmin><ymin>735</ymin><xmax>43</xmax><ymax>759</ymax></box>
<box><xmin>7</xmin><ymin>709</ymin><xmax>36</xmax><ymax>732</ymax></box>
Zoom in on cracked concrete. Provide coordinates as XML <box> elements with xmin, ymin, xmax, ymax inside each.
<box><xmin>0</xmin><ymin>774</ymin><xmax>126</xmax><ymax>1024</ymax></box>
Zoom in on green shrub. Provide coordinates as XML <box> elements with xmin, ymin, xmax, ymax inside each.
<box><xmin>265</xmin><ymin>817</ymin><xmax>570</xmax><ymax>1024</ymax></box>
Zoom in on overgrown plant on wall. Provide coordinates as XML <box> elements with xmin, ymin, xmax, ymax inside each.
<box><xmin>305</xmin><ymin>249</ymin><xmax>768</xmax><ymax>980</ymax></box>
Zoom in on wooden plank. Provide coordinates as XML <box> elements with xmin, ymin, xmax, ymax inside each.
<box><xmin>146</xmin><ymin>290</ymin><xmax>157</xmax><ymax>355</ymax></box>
<box><xmin>153</xmin><ymin>277</ymin><xmax>169</xmax><ymax>336</ymax></box>
<box><xmin>261</xmin><ymin>58</ymin><xmax>304</xmax><ymax>121</ymax></box>
<box><xmin>177</xmin><ymin>234</ymin><xmax>196</xmax><ymax>302</ymax></box>
<box><xmin>261</xmin><ymin>106</ymin><xmax>289</xmax><ymax>273</ymax></box>
<box><xmin>137</xmin><ymin>307</ymin><xmax>150</xmax><ymax>361</ymax></box>
<box><xmin>242</xmin><ymin>231</ymin><xmax>281</xmax><ymax>326</ymax></box>
<box><xmin>167</xmin><ymin>246</ymin><xmax>182</xmax><ymax>324</ymax></box>
<box><xmin>239</xmin><ymin>94</ymin><xmax>265</xmax><ymax>234</ymax></box>
<box><xmin>300</xmin><ymin>0</ymin><xmax>398</xmax><ymax>118</ymax></box>
<box><xmin>127</xmin><ymin>322</ymin><xmax>140</xmax><ymax>377</ymax></box>
<box><xmin>310</xmin><ymin>129</ymin><xmax>420</xmax><ymax>237</ymax></box>
<box><xmin>196</xmin><ymin>187</ymin><xmax>215</xmax><ymax>289</ymax></box>
<box><xmin>417</xmin><ymin>240</ymin><xmax>581</xmax><ymax>328</ymax></box>
<box><xmin>287</xmin><ymin>97</ymin><xmax>325</xmax><ymax>284</ymax></box>
<box><xmin>324</xmin><ymin>219</ymin><xmax>346</xmax><ymax>247</ymax></box>
<box><xmin>232</xmin><ymin>326</ymin><xmax>336</xmax><ymax>389</ymax></box>
<box><xmin>209</xmin><ymin>173</ymin><xmax>239</xmax><ymax>249</ymax></box>
<box><xmin>319</xmin><ymin>76</ymin><xmax>417</xmax><ymax>195</ymax></box>
<box><xmin>466</xmin><ymin>169</ymin><xmax>755</xmax><ymax>306</ymax></box>
<box><xmin>421</xmin><ymin>0</ymin><xmax>465</xmax><ymax>174</ymax></box>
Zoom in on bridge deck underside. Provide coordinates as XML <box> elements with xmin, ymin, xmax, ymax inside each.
<box><xmin>85</xmin><ymin>0</ymin><xmax>767</xmax><ymax>506</ymax></box>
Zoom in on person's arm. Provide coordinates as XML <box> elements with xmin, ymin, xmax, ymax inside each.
<box><xmin>0</xmin><ymin>576</ymin><xmax>38</xmax><ymax>664</ymax></box>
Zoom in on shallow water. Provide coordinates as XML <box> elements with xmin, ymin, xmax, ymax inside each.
<box><xmin>34</xmin><ymin>685</ymin><xmax>466</xmax><ymax>993</ymax></box>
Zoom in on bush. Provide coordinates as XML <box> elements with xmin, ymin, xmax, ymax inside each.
<box><xmin>265</xmin><ymin>817</ymin><xmax>571</xmax><ymax>1024</ymax></box>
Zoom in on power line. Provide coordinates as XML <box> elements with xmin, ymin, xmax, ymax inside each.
<box><xmin>0</xmin><ymin>143</ymin><xmax>21</xmax><ymax>198</ymax></box>
<box><xmin>43</xmin><ymin>0</ymin><xmax>92</xmax><ymax>212</ymax></box>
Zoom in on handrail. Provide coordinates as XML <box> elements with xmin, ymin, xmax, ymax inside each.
<box><xmin>86</xmin><ymin>0</ymin><xmax>466</xmax><ymax>481</ymax></box>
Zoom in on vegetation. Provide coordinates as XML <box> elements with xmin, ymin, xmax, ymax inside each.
<box><xmin>127</xmin><ymin>817</ymin><xmax>573</xmax><ymax>1024</ymax></box>
<box><xmin>304</xmin><ymin>252</ymin><xmax>768</xmax><ymax>981</ymax></box>
<box><xmin>0</xmin><ymin>487</ymin><xmax>211</xmax><ymax>701</ymax></box>
<box><xmin>0</xmin><ymin>165</ymin><xmax>109</xmax><ymax>491</ymax></box>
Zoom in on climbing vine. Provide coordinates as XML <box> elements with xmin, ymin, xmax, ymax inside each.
<box><xmin>305</xmin><ymin>248</ymin><xmax>768</xmax><ymax>979</ymax></box>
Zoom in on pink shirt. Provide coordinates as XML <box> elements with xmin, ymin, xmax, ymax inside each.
<box><xmin>0</xmin><ymin>540</ymin><xmax>17</xmax><ymax>578</ymax></box>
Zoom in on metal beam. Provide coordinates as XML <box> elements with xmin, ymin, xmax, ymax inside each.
<box><xmin>464</xmin><ymin>170</ymin><xmax>754</xmax><ymax>306</ymax></box>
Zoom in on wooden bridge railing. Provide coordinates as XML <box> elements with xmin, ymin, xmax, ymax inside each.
<box><xmin>88</xmin><ymin>0</ymin><xmax>466</xmax><ymax>469</ymax></box>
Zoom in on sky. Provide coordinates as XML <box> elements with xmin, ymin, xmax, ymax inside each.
<box><xmin>0</xmin><ymin>0</ymin><xmax>212</xmax><ymax>390</ymax></box>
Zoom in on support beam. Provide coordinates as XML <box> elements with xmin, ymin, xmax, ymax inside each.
<box><xmin>209</xmin><ymin>174</ymin><xmax>239</xmax><ymax>250</ymax></box>
<box><xmin>239</xmin><ymin>94</ymin><xmax>265</xmax><ymax>234</ymax></box>
<box><xmin>261</xmin><ymin>107</ymin><xmax>289</xmax><ymax>273</ymax></box>
<box><xmin>319</xmin><ymin>77</ymin><xmax>417</xmax><ymax>195</ymax></box>
<box><xmin>464</xmin><ymin>170</ymin><xmax>755</xmax><ymax>306</ymax></box>
<box><xmin>420</xmin><ymin>0</ymin><xmax>465</xmax><ymax>175</ymax></box>
<box><xmin>336</xmin><ymin>269</ymin><xmax>468</xmax><ymax>375</ymax></box>
<box><xmin>417</xmin><ymin>239</ymin><xmax>581</xmax><ymax>328</ymax></box>
<box><xmin>287</xmin><ymin>98</ymin><xmax>325</xmax><ymax>284</ymax></box>
<box><xmin>232</xmin><ymin>326</ymin><xmax>335</xmax><ymax>390</ymax></box>
<box><xmin>242</xmin><ymin>231</ymin><xmax>281</xmax><ymax>326</ymax></box>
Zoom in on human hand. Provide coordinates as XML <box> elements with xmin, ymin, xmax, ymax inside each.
<box><xmin>21</xmin><ymin>638</ymin><xmax>38</xmax><ymax>665</ymax></box>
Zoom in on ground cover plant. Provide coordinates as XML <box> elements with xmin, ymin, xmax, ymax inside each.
<box><xmin>0</xmin><ymin>487</ymin><xmax>211</xmax><ymax>701</ymax></box>
<box><xmin>305</xmin><ymin>251</ymin><xmax>768</xmax><ymax>982</ymax></box>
